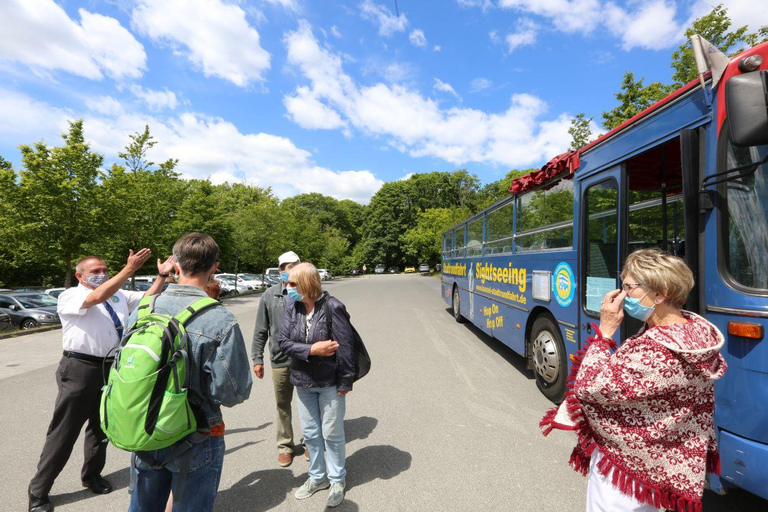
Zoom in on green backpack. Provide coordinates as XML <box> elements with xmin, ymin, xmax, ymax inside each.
<box><xmin>100</xmin><ymin>295</ymin><xmax>218</xmax><ymax>452</ymax></box>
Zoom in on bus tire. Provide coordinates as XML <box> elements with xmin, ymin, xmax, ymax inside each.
<box><xmin>530</xmin><ymin>315</ymin><xmax>566</xmax><ymax>403</ymax></box>
<box><xmin>452</xmin><ymin>286</ymin><xmax>465</xmax><ymax>323</ymax></box>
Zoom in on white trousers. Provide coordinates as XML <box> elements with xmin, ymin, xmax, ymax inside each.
<box><xmin>586</xmin><ymin>448</ymin><xmax>660</xmax><ymax>512</ymax></box>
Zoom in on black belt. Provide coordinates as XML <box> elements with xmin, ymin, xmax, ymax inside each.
<box><xmin>63</xmin><ymin>351</ymin><xmax>114</xmax><ymax>364</ymax></box>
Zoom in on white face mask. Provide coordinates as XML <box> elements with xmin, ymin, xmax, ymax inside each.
<box><xmin>84</xmin><ymin>272</ymin><xmax>109</xmax><ymax>288</ymax></box>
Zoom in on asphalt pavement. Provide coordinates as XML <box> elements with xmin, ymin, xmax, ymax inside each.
<box><xmin>1</xmin><ymin>275</ymin><xmax>765</xmax><ymax>511</ymax></box>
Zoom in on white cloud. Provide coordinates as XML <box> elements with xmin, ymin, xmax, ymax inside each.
<box><xmin>469</xmin><ymin>78</ymin><xmax>493</xmax><ymax>93</ymax></box>
<box><xmin>382</xmin><ymin>62</ymin><xmax>417</xmax><ymax>83</ymax></box>
<box><xmin>506</xmin><ymin>18</ymin><xmax>538</xmax><ymax>52</ymax></box>
<box><xmin>457</xmin><ymin>0</ymin><xmax>493</xmax><ymax>9</ymax></box>
<box><xmin>0</xmin><ymin>88</ymin><xmax>382</xmax><ymax>203</ymax></box>
<box><xmin>489</xmin><ymin>30</ymin><xmax>502</xmax><ymax>44</ymax></box>
<box><xmin>331</xmin><ymin>25</ymin><xmax>343</xmax><ymax>38</ymax></box>
<box><xmin>708</xmin><ymin>0</ymin><xmax>768</xmax><ymax>34</ymax></box>
<box><xmin>0</xmin><ymin>0</ymin><xmax>146</xmax><ymax>81</ymax></box>
<box><xmin>131</xmin><ymin>0</ymin><xmax>271</xmax><ymax>87</ymax></box>
<box><xmin>433</xmin><ymin>45</ymin><xmax>442</xmax><ymax>52</ymax></box>
<box><xmin>433</xmin><ymin>79</ymin><xmax>462</xmax><ymax>101</ymax></box>
<box><xmin>498</xmin><ymin>0</ymin><xmax>603</xmax><ymax>33</ymax></box>
<box><xmin>282</xmin><ymin>22</ymin><xmax>573</xmax><ymax>169</ymax></box>
<box><xmin>85</xmin><ymin>96</ymin><xmax>126</xmax><ymax>117</ymax></box>
<box><xmin>263</xmin><ymin>0</ymin><xmax>300</xmax><ymax>11</ymax></box>
<box><xmin>409</xmin><ymin>29</ymin><xmax>428</xmax><ymax>47</ymax></box>
<box><xmin>359</xmin><ymin>0</ymin><xmax>408</xmax><ymax>36</ymax></box>
<box><xmin>283</xmin><ymin>86</ymin><xmax>347</xmax><ymax>130</ymax></box>
<box><xmin>130</xmin><ymin>85</ymin><xmax>179</xmax><ymax>111</ymax></box>
<box><xmin>604</xmin><ymin>1</ymin><xmax>682</xmax><ymax>51</ymax></box>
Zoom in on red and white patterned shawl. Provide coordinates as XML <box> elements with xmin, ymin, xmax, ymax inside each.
<box><xmin>540</xmin><ymin>311</ymin><xmax>727</xmax><ymax>512</ymax></box>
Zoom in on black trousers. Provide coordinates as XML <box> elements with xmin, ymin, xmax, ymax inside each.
<box><xmin>29</xmin><ymin>355</ymin><xmax>109</xmax><ymax>497</ymax></box>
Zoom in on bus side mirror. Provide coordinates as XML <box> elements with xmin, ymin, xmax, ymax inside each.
<box><xmin>725</xmin><ymin>69</ymin><xmax>768</xmax><ymax>147</ymax></box>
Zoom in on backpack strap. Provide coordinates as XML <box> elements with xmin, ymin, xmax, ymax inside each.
<box><xmin>136</xmin><ymin>295</ymin><xmax>158</xmax><ymax>320</ymax></box>
<box><xmin>172</xmin><ymin>297</ymin><xmax>220</xmax><ymax>325</ymax></box>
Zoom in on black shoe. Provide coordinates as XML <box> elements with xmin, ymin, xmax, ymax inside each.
<box><xmin>28</xmin><ymin>488</ymin><xmax>53</xmax><ymax>512</ymax></box>
<box><xmin>81</xmin><ymin>475</ymin><xmax>113</xmax><ymax>495</ymax></box>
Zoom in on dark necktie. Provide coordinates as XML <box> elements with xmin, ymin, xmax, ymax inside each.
<box><xmin>103</xmin><ymin>300</ymin><xmax>124</xmax><ymax>340</ymax></box>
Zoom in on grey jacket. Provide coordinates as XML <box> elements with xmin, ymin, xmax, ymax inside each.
<box><xmin>251</xmin><ymin>283</ymin><xmax>292</xmax><ymax>368</ymax></box>
<box><xmin>125</xmin><ymin>284</ymin><xmax>253</xmax><ymax>427</ymax></box>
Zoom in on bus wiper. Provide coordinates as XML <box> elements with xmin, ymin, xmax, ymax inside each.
<box><xmin>700</xmin><ymin>152</ymin><xmax>768</xmax><ymax>190</ymax></box>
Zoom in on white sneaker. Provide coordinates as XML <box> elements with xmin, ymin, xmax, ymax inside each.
<box><xmin>294</xmin><ymin>478</ymin><xmax>330</xmax><ymax>500</ymax></box>
<box><xmin>326</xmin><ymin>481</ymin><xmax>345</xmax><ymax>508</ymax></box>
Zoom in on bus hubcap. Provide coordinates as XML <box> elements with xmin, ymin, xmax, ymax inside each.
<box><xmin>453</xmin><ymin>290</ymin><xmax>459</xmax><ymax>315</ymax></box>
<box><xmin>532</xmin><ymin>331</ymin><xmax>559</xmax><ymax>384</ymax></box>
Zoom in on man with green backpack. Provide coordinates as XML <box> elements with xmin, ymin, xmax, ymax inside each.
<box><xmin>104</xmin><ymin>232</ymin><xmax>252</xmax><ymax>512</ymax></box>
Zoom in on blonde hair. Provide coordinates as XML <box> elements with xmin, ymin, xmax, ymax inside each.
<box><xmin>621</xmin><ymin>248</ymin><xmax>694</xmax><ymax>306</ymax></box>
<box><xmin>288</xmin><ymin>262</ymin><xmax>323</xmax><ymax>300</ymax></box>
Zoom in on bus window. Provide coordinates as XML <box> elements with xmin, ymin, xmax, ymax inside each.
<box><xmin>515</xmin><ymin>179</ymin><xmax>574</xmax><ymax>252</ymax></box>
<box><xmin>583</xmin><ymin>180</ymin><xmax>619</xmax><ymax>316</ymax></box>
<box><xmin>626</xmin><ymin>138</ymin><xmax>685</xmax><ymax>256</ymax></box>
<box><xmin>467</xmin><ymin>217</ymin><xmax>483</xmax><ymax>256</ymax></box>
<box><xmin>724</xmin><ymin>141</ymin><xmax>768</xmax><ymax>290</ymax></box>
<box><xmin>484</xmin><ymin>201</ymin><xmax>514</xmax><ymax>254</ymax></box>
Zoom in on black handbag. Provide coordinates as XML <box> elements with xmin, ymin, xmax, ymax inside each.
<box><xmin>324</xmin><ymin>297</ymin><xmax>371</xmax><ymax>382</ymax></box>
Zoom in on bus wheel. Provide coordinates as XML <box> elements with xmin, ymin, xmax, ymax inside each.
<box><xmin>452</xmin><ymin>286</ymin><xmax>465</xmax><ymax>323</ymax></box>
<box><xmin>530</xmin><ymin>315</ymin><xmax>566</xmax><ymax>403</ymax></box>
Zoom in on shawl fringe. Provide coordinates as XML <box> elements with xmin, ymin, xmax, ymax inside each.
<box><xmin>540</xmin><ymin>324</ymin><xmax>705</xmax><ymax>512</ymax></box>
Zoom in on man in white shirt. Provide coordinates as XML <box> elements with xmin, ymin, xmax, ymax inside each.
<box><xmin>28</xmin><ymin>249</ymin><xmax>175</xmax><ymax>512</ymax></box>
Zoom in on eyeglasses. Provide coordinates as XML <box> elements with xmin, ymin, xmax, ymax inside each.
<box><xmin>287</xmin><ymin>282</ymin><xmax>297</xmax><ymax>287</ymax></box>
<box><xmin>622</xmin><ymin>282</ymin><xmax>644</xmax><ymax>292</ymax></box>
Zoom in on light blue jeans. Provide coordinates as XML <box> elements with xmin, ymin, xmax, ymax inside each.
<box><xmin>297</xmin><ymin>386</ymin><xmax>346</xmax><ymax>484</ymax></box>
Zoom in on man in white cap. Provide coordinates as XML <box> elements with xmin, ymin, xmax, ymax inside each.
<box><xmin>251</xmin><ymin>251</ymin><xmax>306</xmax><ymax>466</ymax></box>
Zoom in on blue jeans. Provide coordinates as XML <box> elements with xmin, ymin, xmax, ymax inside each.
<box><xmin>128</xmin><ymin>435</ymin><xmax>225</xmax><ymax>512</ymax></box>
<box><xmin>297</xmin><ymin>386</ymin><xmax>346</xmax><ymax>484</ymax></box>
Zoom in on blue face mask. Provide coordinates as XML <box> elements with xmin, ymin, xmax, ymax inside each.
<box><xmin>623</xmin><ymin>292</ymin><xmax>655</xmax><ymax>322</ymax></box>
<box><xmin>287</xmin><ymin>286</ymin><xmax>303</xmax><ymax>302</ymax></box>
<box><xmin>280</xmin><ymin>271</ymin><xmax>289</xmax><ymax>283</ymax></box>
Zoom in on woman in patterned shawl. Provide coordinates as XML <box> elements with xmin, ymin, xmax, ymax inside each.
<box><xmin>541</xmin><ymin>248</ymin><xmax>727</xmax><ymax>512</ymax></box>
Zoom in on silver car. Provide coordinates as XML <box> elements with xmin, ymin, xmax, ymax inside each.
<box><xmin>0</xmin><ymin>293</ymin><xmax>61</xmax><ymax>330</ymax></box>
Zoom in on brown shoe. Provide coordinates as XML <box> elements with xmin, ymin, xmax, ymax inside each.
<box><xmin>303</xmin><ymin>448</ymin><xmax>310</xmax><ymax>461</ymax></box>
<box><xmin>278</xmin><ymin>452</ymin><xmax>293</xmax><ymax>467</ymax></box>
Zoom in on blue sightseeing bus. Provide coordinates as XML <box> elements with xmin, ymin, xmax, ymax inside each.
<box><xmin>441</xmin><ymin>40</ymin><xmax>768</xmax><ymax>501</ymax></box>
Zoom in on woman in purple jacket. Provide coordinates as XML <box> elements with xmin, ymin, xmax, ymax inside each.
<box><xmin>278</xmin><ymin>262</ymin><xmax>355</xmax><ymax>508</ymax></box>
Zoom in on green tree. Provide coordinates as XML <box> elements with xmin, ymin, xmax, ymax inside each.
<box><xmin>477</xmin><ymin>169</ymin><xmax>532</xmax><ymax>210</ymax></box>
<box><xmin>602</xmin><ymin>72</ymin><xmax>675</xmax><ymax>130</ymax></box>
<box><xmin>671</xmin><ymin>4</ymin><xmax>768</xmax><ymax>86</ymax></box>
<box><xmin>95</xmin><ymin>127</ymin><xmax>182</xmax><ymax>277</ymax></box>
<box><xmin>569</xmin><ymin>113</ymin><xmax>593</xmax><ymax>150</ymax></box>
<box><xmin>17</xmin><ymin>120</ymin><xmax>103</xmax><ymax>286</ymax></box>
<box><xmin>402</xmin><ymin>207</ymin><xmax>472</xmax><ymax>265</ymax></box>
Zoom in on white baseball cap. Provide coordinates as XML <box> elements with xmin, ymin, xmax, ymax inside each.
<box><xmin>278</xmin><ymin>251</ymin><xmax>300</xmax><ymax>266</ymax></box>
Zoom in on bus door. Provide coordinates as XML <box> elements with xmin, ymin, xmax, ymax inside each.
<box><xmin>578</xmin><ymin>166</ymin><xmax>625</xmax><ymax>345</ymax></box>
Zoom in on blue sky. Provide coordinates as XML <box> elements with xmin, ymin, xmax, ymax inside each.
<box><xmin>1</xmin><ymin>0</ymin><xmax>765</xmax><ymax>203</ymax></box>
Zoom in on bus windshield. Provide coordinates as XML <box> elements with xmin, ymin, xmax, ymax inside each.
<box><xmin>724</xmin><ymin>142</ymin><xmax>768</xmax><ymax>290</ymax></box>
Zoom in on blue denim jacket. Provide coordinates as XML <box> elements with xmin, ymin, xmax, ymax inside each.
<box><xmin>125</xmin><ymin>284</ymin><xmax>253</xmax><ymax>427</ymax></box>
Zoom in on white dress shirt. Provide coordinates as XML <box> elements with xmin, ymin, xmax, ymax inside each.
<box><xmin>57</xmin><ymin>284</ymin><xmax>144</xmax><ymax>357</ymax></box>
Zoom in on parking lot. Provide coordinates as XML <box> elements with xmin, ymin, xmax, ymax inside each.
<box><xmin>1</xmin><ymin>275</ymin><xmax>765</xmax><ymax>511</ymax></box>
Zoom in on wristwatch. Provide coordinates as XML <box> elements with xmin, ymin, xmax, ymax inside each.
<box><xmin>159</xmin><ymin>273</ymin><xmax>170</xmax><ymax>278</ymax></box>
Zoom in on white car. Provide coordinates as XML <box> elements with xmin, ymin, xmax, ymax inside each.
<box><xmin>214</xmin><ymin>275</ymin><xmax>254</xmax><ymax>295</ymax></box>
<box><xmin>218</xmin><ymin>273</ymin><xmax>264</xmax><ymax>290</ymax></box>
<box><xmin>45</xmin><ymin>287</ymin><xmax>66</xmax><ymax>299</ymax></box>
<box><xmin>317</xmin><ymin>269</ymin><xmax>332</xmax><ymax>280</ymax></box>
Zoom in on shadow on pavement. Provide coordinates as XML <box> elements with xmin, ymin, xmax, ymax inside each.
<box><xmin>445</xmin><ymin>307</ymin><xmax>534</xmax><ymax>381</ymax></box>
<box><xmin>345</xmin><ymin>416</ymin><xmax>378</xmax><ymax>443</ymax></box>
<box><xmin>50</xmin><ymin>466</ymin><xmax>131</xmax><ymax>507</ymax></box>
<box><xmin>225</xmin><ymin>440</ymin><xmax>263</xmax><ymax>456</ymax></box>
<box><xmin>346</xmin><ymin>445</ymin><xmax>412</xmax><ymax>490</ymax></box>
<box><xmin>226</xmin><ymin>422</ymin><xmax>272</xmax><ymax>435</ymax></box>
<box><xmin>215</xmin><ymin>468</ymin><xmax>304</xmax><ymax>512</ymax></box>
<box><xmin>703</xmin><ymin>488</ymin><xmax>768</xmax><ymax>511</ymax></box>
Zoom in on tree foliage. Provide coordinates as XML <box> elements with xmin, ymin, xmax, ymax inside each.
<box><xmin>569</xmin><ymin>113</ymin><xmax>594</xmax><ymax>150</ymax></box>
<box><xmin>601</xmin><ymin>72</ymin><xmax>674</xmax><ymax>130</ymax></box>
<box><xmin>671</xmin><ymin>4</ymin><xmax>768</xmax><ymax>86</ymax></box>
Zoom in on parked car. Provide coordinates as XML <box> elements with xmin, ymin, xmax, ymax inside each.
<box><xmin>387</xmin><ymin>266</ymin><xmax>398</xmax><ymax>274</ymax></box>
<box><xmin>317</xmin><ymin>269</ymin><xmax>332</xmax><ymax>281</ymax></box>
<box><xmin>45</xmin><ymin>287</ymin><xmax>66</xmax><ymax>299</ymax></box>
<box><xmin>404</xmin><ymin>266</ymin><xmax>416</xmax><ymax>273</ymax></box>
<box><xmin>12</xmin><ymin>287</ymin><xmax>45</xmax><ymax>292</ymax></box>
<box><xmin>214</xmin><ymin>276</ymin><xmax>253</xmax><ymax>296</ymax></box>
<box><xmin>419</xmin><ymin>263</ymin><xmax>430</xmax><ymax>273</ymax></box>
<box><xmin>0</xmin><ymin>309</ymin><xmax>12</xmax><ymax>332</ymax></box>
<box><xmin>239</xmin><ymin>273</ymin><xmax>269</xmax><ymax>289</ymax></box>
<box><xmin>0</xmin><ymin>293</ymin><xmax>61</xmax><ymax>330</ymax></box>
<box><xmin>218</xmin><ymin>273</ymin><xmax>264</xmax><ymax>291</ymax></box>
<box><xmin>265</xmin><ymin>267</ymin><xmax>280</xmax><ymax>280</ymax></box>
<box><xmin>121</xmin><ymin>281</ymin><xmax>152</xmax><ymax>292</ymax></box>
<box><xmin>349</xmin><ymin>268</ymin><xmax>361</xmax><ymax>276</ymax></box>
<box><xmin>262</xmin><ymin>275</ymin><xmax>281</xmax><ymax>287</ymax></box>
<box><xmin>374</xmin><ymin>264</ymin><xmax>386</xmax><ymax>275</ymax></box>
